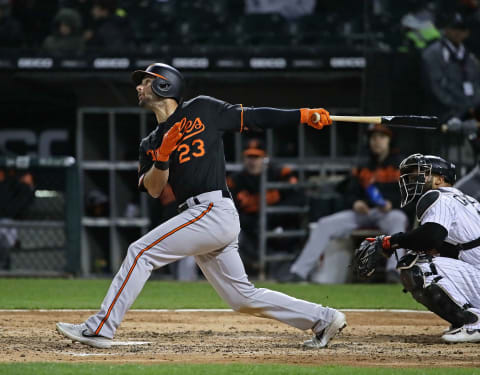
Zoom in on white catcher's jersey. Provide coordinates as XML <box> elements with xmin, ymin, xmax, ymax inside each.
<box><xmin>418</xmin><ymin>187</ymin><xmax>480</xmax><ymax>265</ymax></box>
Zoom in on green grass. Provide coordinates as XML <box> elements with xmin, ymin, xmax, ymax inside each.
<box><xmin>0</xmin><ymin>279</ymin><xmax>468</xmax><ymax>374</ymax></box>
<box><xmin>1</xmin><ymin>364</ymin><xmax>479</xmax><ymax>375</ymax></box>
<box><xmin>0</xmin><ymin>278</ymin><xmax>421</xmax><ymax>310</ymax></box>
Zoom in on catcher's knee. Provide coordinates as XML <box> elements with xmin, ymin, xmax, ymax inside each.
<box><xmin>400</xmin><ymin>267</ymin><xmax>478</xmax><ymax>326</ymax></box>
<box><xmin>399</xmin><ymin>265</ymin><xmax>424</xmax><ymax>293</ymax></box>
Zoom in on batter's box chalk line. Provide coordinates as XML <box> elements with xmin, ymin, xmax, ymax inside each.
<box><xmin>56</xmin><ymin>351</ymin><xmax>122</xmax><ymax>357</ymax></box>
<box><xmin>110</xmin><ymin>341</ymin><xmax>152</xmax><ymax>346</ymax></box>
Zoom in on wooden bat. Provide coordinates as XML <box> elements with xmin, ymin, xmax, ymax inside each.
<box><xmin>311</xmin><ymin>113</ymin><xmax>439</xmax><ymax>130</ymax></box>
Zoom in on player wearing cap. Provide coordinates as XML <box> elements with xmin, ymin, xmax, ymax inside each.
<box><xmin>56</xmin><ymin>62</ymin><xmax>346</xmax><ymax>349</ymax></box>
<box><xmin>283</xmin><ymin>123</ymin><xmax>408</xmax><ymax>283</ymax></box>
<box><xmin>354</xmin><ymin>153</ymin><xmax>480</xmax><ymax>343</ymax></box>
<box><xmin>227</xmin><ymin>138</ymin><xmax>304</xmax><ymax>273</ymax></box>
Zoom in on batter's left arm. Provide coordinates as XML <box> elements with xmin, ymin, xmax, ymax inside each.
<box><xmin>242</xmin><ymin>107</ymin><xmax>332</xmax><ymax>131</ymax></box>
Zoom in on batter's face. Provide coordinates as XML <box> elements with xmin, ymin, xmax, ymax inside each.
<box><xmin>136</xmin><ymin>77</ymin><xmax>159</xmax><ymax>108</ymax></box>
<box><xmin>244</xmin><ymin>155</ymin><xmax>264</xmax><ymax>175</ymax></box>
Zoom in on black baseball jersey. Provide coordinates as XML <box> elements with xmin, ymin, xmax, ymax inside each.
<box><xmin>138</xmin><ymin>96</ymin><xmax>244</xmax><ymax>204</ymax></box>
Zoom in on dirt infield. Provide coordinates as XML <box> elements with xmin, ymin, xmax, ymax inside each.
<box><xmin>1</xmin><ymin>310</ymin><xmax>479</xmax><ymax>367</ymax></box>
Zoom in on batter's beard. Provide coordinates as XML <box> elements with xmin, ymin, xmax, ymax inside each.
<box><xmin>138</xmin><ymin>98</ymin><xmax>151</xmax><ymax>109</ymax></box>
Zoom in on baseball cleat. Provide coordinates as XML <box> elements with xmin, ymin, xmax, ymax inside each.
<box><xmin>442</xmin><ymin>327</ymin><xmax>480</xmax><ymax>343</ymax></box>
<box><xmin>56</xmin><ymin>322</ymin><xmax>112</xmax><ymax>349</ymax></box>
<box><xmin>303</xmin><ymin>311</ymin><xmax>347</xmax><ymax>348</ymax></box>
<box><xmin>442</xmin><ymin>324</ymin><xmax>461</xmax><ymax>335</ymax></box>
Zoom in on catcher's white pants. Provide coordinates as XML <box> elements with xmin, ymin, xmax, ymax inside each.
<box><xmin>417</xmin><ymin>256</ymin><xmax>480</xmax><ymax>329</ymax></box>
<box><xmin>86</xmin><ymin>192</ymin><xmax>337</xmax><ymax>339</ymax></box>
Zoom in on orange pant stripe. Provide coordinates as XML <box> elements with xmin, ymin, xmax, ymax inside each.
<box><xmin>95</xmin><ymin>203</ymin><xmax>214</xmax><ymax>335</ymax></box>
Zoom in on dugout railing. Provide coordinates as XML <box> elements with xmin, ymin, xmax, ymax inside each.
<box><xmin>257</xmin><ymin>159</ymin><xmax>355</xmax><ymax>280</ymax></box>
<box><xmin>0</xmin><ymin>156</ymin><xmax>81</xmax><ymax>276</ymax></box>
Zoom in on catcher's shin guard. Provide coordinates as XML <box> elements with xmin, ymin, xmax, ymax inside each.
<box><xmin>400</xmin><ymin>267</ymin><xmax>478</xmax><ymax>327</ymax></box>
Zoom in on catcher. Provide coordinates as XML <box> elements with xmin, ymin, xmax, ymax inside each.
<box><xmin>353</xmin><ymin>153</ymin><xmax>480</xmax><ymax>343</ymax></box>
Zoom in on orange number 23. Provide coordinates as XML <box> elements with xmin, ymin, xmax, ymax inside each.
<box><xmin>177</xmin><ymin>139</ymin><xmax>205</xmax><ymax>164</ymax></box>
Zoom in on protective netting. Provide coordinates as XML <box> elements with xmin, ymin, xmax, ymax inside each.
<box><xmin>0</xmin><ymin>157</ymin><xmax>80</xmax><ymax>275</ymax></box>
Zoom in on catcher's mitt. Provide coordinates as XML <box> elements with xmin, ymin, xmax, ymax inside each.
<box><xmin>352</xmin><ymin>238</ymin><xmax>383</xmax><ymax>279</ymax></box>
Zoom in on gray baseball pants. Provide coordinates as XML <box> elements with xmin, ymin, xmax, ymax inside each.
<box><xmin>290</xmin><ymin>208</ymin><xmax>408</xmax><ymax>279</ymax></box>
<box><xmin>85</xmin><ymin>191</ymin><xmax>337</xmax><ymax>339</ymax></box>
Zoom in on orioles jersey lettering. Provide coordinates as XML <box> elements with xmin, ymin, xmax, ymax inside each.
<box><xmin>180</xmin><ymin>117</ymin><xmax>206</xmax><ymax>140</ymax></box>
<box><xmin>138</xmin><ymin>95</ymin><xmax>243</xmax><ymax>203</ymax></box>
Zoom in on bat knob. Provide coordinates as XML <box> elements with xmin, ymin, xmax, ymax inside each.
<box><xmin>311</xmin><ymin>112</ymin><xmax>321</xmax><ymax>123</ymax></box>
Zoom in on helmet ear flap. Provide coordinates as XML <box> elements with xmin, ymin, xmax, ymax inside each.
<box><xmin>151</xmin><ymin>78</ymin><xmax>171</xmax><ymax>97</ymax></box>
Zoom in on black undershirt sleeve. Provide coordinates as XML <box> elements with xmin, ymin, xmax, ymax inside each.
<box><xmin>390</xmin><ymin>222</ymin><xmax>448</xmax><ymax>253</ymax></box>
<box><xmin>243</xmin><ymin>107</ymin><xmax>300</xmax><ymax>131</ymax></box>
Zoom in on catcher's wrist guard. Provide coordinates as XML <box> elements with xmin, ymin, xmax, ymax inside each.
<box><xmin>381</xmin><ymin>236</ymin><xmax>394</xmax><ymax>257</ymax></box>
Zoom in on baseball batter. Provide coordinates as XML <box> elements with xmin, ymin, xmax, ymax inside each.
<box><xmin>355</xmin><ymin>153</ymin><xmax>480</xmax><ymax>343</ymax></box>
<box><xmin>56</xmin><ymin>63</ymin><xmax>346</xmax><ymax>349</ymax></box>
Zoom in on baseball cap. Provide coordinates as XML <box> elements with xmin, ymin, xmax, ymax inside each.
<box><xmin>243</xmin><ymin>138</ymin><xmax>266</xmax><ymax>157</ymax></box>
<box><xmin>367</xmin><ymin>123</ymin><xmax>393</xmax><ymax>138</ymax></box>
<box><xmin>437</xmin><ymin>11</ymin><xmax>469</xmax><ymax>30</ymax></box>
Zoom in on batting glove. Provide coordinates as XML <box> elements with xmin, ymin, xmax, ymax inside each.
<box><xmin>154</xmin><ymin>121</ymin><xmax>184</xmax><ymax>170</ymax></box>
<box><xmin>300</xmin><ymin>108</ymin><xmax>332</xmax><ymax>130</ymax></box>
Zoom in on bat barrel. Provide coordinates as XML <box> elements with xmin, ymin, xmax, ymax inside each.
<box><xmin>311</xmin><ymin>113</ymin><xmax>438</xmax><ymax>129</ymax></box>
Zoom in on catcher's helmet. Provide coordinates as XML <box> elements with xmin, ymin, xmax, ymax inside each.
<box><xmin>398</xmin><ymin>153</ymin><xmax>456</xmax><ymax>207</ymax></box>
<box><xmin>131</xmin><ymin>63</ymin><xmax>185</xmax><ymax>104</ymax></box>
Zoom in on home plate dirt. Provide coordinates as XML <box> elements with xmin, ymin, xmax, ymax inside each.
<box><xmin>1</xmin><ymin>310</ymin><xmax>479</xmax><ymax>367</ymax></box>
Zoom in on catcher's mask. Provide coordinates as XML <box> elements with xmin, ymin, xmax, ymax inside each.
<box><xmin>131</xmin><ymin>63</ymin><xmax>185</xmax><ymax>104</ymax></box>
<box><xmin>398</xmin><ymin>153</ymin><xmax>456</xmax><ymax>207</ymax></box>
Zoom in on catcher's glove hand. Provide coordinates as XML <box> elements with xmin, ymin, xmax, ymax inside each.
<box><xmin>352</xmin><ymin>235</ymin><xmax>391</xmax><ymax>279</ymax></box>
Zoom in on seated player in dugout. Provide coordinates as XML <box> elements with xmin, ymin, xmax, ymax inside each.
<box><xmin>56</xmin><ymin>62</ymin><xmax>347</xmax><ymax>349</ymax></box>
<box><xmin>282</xmin><ymin>123</ymin><xmax>409</xmax><ymax>283</ymax></box>
<box><xmin>0</xmin><ymin>168</ymin><xmax>35</xmax><ymax>270</ymax></box>
<box><xmin>226</xmin><ymin>138</ymin><xmax>305</xmax><ymax>275</ymax></box>
<box><xmin>355</xmin><ymin>153</ymin><xmax>480</xmax><ymax>343</ymax></box>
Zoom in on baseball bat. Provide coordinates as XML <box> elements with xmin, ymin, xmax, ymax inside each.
<box><xmin>311</xmin><ymin>113</ymin><xmax>439</xmax><ymax>130</ymax></box>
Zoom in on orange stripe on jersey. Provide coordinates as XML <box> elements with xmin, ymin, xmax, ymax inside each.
<box><xmin>240</xmin><ymin>104</ymin><xmax>244</xmax><ymax>133</ymax></box>
<box><xmin>94</xmin><ymin>203</ymin><xmax>214</xmax><ymax>335</ymax></box>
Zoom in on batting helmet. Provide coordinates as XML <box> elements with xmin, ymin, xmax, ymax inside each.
<box><xmin>131</xmin><ymin>63</ymin><xmax>185</xmax><ymax>104</ymax></box>
<box><xmin>398</xmin><ymin>153</ymin><xmax>456</xmax><ymax>207</ymax></box>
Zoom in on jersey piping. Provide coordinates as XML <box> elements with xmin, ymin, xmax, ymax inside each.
<box><xmin>240</xmin><ymin>104</ymin><xmax>244</xmax><ymax>132</ymax></box>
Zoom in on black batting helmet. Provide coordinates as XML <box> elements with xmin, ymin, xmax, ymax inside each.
<box><xmin>398</xmin><ymin>153</ymin><xmax>456</xmax><ymax>207</ymax></box>
<box><xmin>131</xmin><ymin>63</ymin><xmax>185</xmax><ymax>104</ymax></box>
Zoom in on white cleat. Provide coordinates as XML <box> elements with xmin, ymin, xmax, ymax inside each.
<box><xmin>56</xmin><ymin>322</ymin><xmax>112</xmax><ymax>349</ymax></box>
<box><xmin>442</xmin><ymin>325</ymin><xmax>459</xmax><ymax>335</ymax></box>
<box><xmin>442</xmin><ymin>327</ymin><xmax>480</xmax><ymax>343</ymax></box>
<box><xmin>303</xmin><ymin>311</ymin><xmax>347</xmax><ymax>348</ymax></box>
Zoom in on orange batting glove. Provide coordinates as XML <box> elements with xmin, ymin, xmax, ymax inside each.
<box><xmin>153</xmin><ymin>121</ymin><xmax>184</xmax><ymax>169</ymax></box>
<box><xmin>300</xmin><ymin>108</ymin><xmax>332</xmax><ymax>130</ymax></box>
